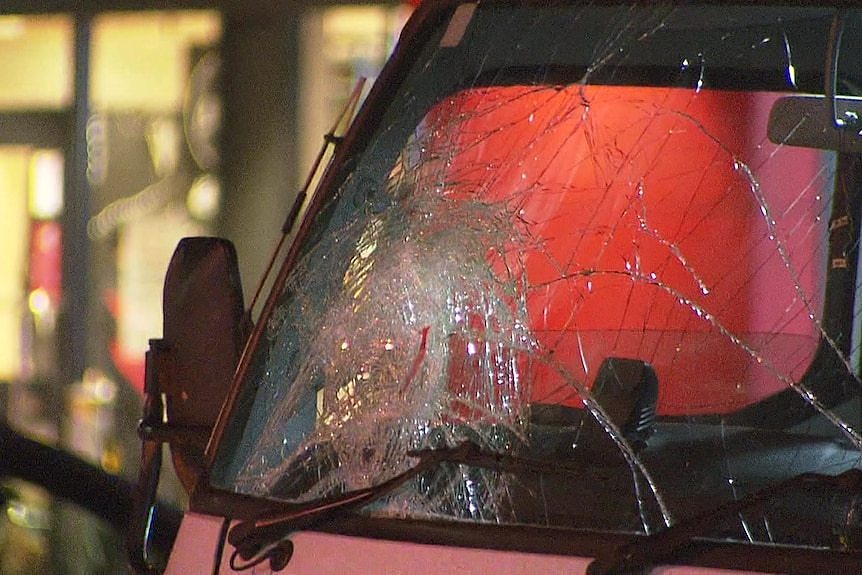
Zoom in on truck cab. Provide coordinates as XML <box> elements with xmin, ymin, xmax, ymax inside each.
<box><xmin>132</xmin><ymin>2</ymin><xmax>862</xmax><ymax>573</ymax></box>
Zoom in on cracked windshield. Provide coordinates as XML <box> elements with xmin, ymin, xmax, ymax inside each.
<box><xmin>213</xmin><ymin>3</ymin><xmax>862</xmax><ymax>547</ymax></box>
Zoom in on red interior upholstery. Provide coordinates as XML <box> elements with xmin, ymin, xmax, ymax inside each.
<box><xmin>423</xmin><ymin>85</ymin><xmax>828</xmax><ymax>415</ymax></box>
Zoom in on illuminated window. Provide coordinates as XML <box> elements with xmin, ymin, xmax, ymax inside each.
<box><xmin>0</xmin><ymin>15</ymin><xmax>73</xmax><ymax>110</ymax></box>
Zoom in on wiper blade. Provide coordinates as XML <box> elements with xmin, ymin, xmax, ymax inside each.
<box><xmin>586</xmin><ymin>468</ymin><xmax>862</xmax><ymax>575</ymax></box>
<box><xmin>228</xmin><ymin>440</ymin><xmax>560</xmax><ymax>571</ymax></box>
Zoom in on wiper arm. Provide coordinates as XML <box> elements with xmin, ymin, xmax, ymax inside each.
<box><xmin>228</xmin><ymin>440</ymin><xmax>563</xmax><ymax>571</ymax></box>
<box><xmin>586</xmin><ymin>468</ymin><xmax>862</xmax><ymax>575</ymax></box>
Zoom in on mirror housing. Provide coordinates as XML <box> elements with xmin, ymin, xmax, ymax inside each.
<box><xmin>768</xmin><ymin>95</ymin><xmax>862</xmax><ymax>153</ymax></box>
<box><xmin>148</xmin><ymin>236</ymin><xmax>247</xmax><ymax>491</ymax></box>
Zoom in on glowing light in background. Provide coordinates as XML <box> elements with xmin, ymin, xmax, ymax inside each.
<box><xmin>28</xmin><ymin>149</ymin><xmax>64</xmax><ymax>220</ymax></box>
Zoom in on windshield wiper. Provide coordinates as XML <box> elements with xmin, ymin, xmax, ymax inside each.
<box><xmin>586</xmin><ymin>467</ymin><xmax>862</xmax><ymax>575</ymax></box>
<box><xmin>227</xmin><ymin>441</ymin><xmax>862</xmax><ymax>572</ymax></box>
<box><xmin>227</xmin><ymin>439</ymin><xmax>590</xmax><ymax>571</ymax></box>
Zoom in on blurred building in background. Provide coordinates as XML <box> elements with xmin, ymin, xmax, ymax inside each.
<box><xmin>0</xmin><ymin>2</ymin><xmax>413</xmax><ymax>572</ymax></box>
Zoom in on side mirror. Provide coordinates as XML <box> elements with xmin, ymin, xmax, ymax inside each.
<box><xmin>768</xmin><ymin>95</ymin><xmax>862</xmax><ymax>153</ymax></box>
<box><xmin>129</xmin><ymin>237</ymin><xmax>247</xmax><ymax>574</ymax></box>
<box><xmin>156</xmin><ymin>237</ymin><xmax>248</xmax><ymax>490</ymax></box>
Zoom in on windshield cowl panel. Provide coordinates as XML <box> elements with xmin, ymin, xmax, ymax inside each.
<box><xmin>210</xmin><ymin>2</ymin><xmax>862</xmax><ymax>560</ymax></box>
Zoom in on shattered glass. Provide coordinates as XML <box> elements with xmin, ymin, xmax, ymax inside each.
<box><xmin>212</xmin><ymin>3</ymin><xmax>862</xmax><ymax>550</ymax></box>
